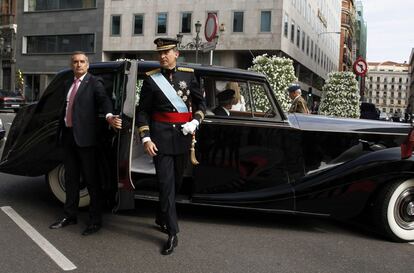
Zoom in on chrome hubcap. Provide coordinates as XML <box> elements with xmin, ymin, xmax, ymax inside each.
<box><xmin>407</xmin><ymin>202</ymin><xmax>414</xmax><ymax>216</ymax></box>
<box><xmin>394</xmin><ymin>187</ymin><xmax>414</xmax><ymax>230</ymax></box>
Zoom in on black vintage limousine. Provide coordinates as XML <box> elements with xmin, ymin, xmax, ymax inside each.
<box><xmin>1</xmin><ymin>60</ymin><xmax>414</xmax><ymax>242</ymax></box>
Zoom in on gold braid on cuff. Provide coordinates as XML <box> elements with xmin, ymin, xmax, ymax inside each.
<box><xmin>194</xmin><ymin>110</ymin><xmax>205</xmax><ymax>122</ymax></box>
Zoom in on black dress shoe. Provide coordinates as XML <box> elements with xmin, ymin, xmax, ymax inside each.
<box><xmin>82</xmin><ymin>224</ymin><xmax>101</xmax><ymax>236</ymax></box>
<box><xmin>161</xmin><ymin>235</ymin><xmax>178</xmax><ymax>255</ymax></box>
<box><xmin>155</xmin><ymin>220</ymin><xmax>168</xmax><ymax>234</ymax></box>
<box><xmin>49</xmin><ymin>217</ymin><xmax>77</xmax><ymax>229</ymax></box>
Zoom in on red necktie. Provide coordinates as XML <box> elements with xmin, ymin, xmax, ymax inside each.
<box><xmin>65</xmin><ymin>78</ymin><xmax>80</xmax><ymax>127</ymax></box>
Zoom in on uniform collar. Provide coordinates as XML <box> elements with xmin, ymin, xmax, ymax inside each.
<box><xmin>161</xmin><ymin>66</ymin><xmax>177</xmax><ymax>74</ymax></box>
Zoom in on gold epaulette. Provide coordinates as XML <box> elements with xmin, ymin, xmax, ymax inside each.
<box><xmin>145</xmin><ymin>68</ymin><xmax>161</xmax><ymax>76</ymax></box>
<box><xmin>177</xmin><ymin>67</ymin><xmax>194</xmax><ymax>73</ymax></box>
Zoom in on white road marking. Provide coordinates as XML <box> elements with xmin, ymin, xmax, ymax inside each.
<box><xmin>1</xmin><ymin>206</ymin><xmax>77</xmax><ymax>271</ymax></box>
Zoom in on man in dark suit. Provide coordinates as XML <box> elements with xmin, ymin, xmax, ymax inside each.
<box><xmin>136</xmin><ymin>38</ymin><xmax>206</xmax><ymax>255</ymax></box>
<box><xmin>49</xmin><ymin>51</ymin><xmax>122</xmax><ymax>235</ymax></box>
<box><xmin>213</xmin><ymin>89</ymin><xmax>235</xmax><ymax>116</ymax></box>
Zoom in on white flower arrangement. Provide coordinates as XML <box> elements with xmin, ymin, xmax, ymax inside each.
<box><xmin>249</xmin><ymin>54</ymin><xmax>297</xmax><ymax>112</ymax></box>
<box><xmin>319</xmin><ymin>71</ymin><xmax>360</xmax><ymax>118</ymax></box>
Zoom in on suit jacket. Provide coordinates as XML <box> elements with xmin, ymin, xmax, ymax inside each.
<box><xmin>62</xmin><ymin>73</ymin><xmax>113</xmax><ymax>147</ymax></box>
<box><xmin>136</xmin><ymin>66</ymin><xmax>206</xmax><ymax>155</ymax></box>
<box><xmin>213</xmin><ymin>106</ymin><xmax>230</xmax><ymax>116</ymax></box>
<box><xmin>289</xmin><ymin>95</ymin><xmax>310</xmax><ymax>114</ymax></box>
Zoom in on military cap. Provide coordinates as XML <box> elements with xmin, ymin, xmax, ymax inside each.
<box><xmin>287</xmin><ymin>84</ymin><xmax>301</xmax><ymax>93</ymax></box>
<box><xmin>154</xmin><ymin>37</ymin><xmax>179</xmax><ymax>51</ymax></box>
<box><xmin>216</xmin><ymin>89</ymin><xmax>235</xmax><ymax>103</ymax></box>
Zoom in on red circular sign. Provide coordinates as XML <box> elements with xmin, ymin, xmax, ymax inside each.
<box><xmin>353</xmin><ymin>57</ymin><xmax>368</xmax><ymax>76</ymax></box>
<box><xmin>204</xmin><ymin>14</ymin><xmax>218</xmax><ymax>42</ymax></box>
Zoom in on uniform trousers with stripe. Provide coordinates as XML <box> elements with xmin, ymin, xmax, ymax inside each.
<box><xmin>154</xmin><ymin>153</ymin><xmax>188</xmax><ymax>235</ymax></box>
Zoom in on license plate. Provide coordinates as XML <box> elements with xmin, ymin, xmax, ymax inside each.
<box><xmin>11</xmin><ymin>105</ymin><xmax>19</xmax><ymax>107</ymax></box>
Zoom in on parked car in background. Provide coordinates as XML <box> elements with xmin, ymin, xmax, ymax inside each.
<box><xmin>0</xmin><ymin>90</ymin><xmax>26</xmax><ymax>112</ymax></box>
<box><xmin>0</xmin><ymin>118</ymin><xmax>5</xmax><ymax>148</ymax></box>
<box><xmin>1</xmin><ymin>60</ymin><xmax>414</xmax><ymax>243</ymax></box>
<box><xmin>379</xmin><ymin>112</ymin><xmax>391</xmax><ymax>121</ymax></box>
<box><xmin>360</xmin><ymin>102</ymin><xmax>380</xmax><ymax>120</ymax></box>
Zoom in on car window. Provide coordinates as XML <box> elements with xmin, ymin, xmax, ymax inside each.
<box><xmin>250</xmin><ymin>82</ymin><xmax>277</xmax><ymax>119</ymax></box>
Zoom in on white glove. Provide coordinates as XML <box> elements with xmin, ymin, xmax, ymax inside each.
<box><xmin>181</xmin><ymin>119</ymin><xmax>199</xmax><ymax>135</ymax></box>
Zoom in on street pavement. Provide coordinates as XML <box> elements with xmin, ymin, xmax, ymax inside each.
<box><xmin>1</xmin><ymin>111</ymin><xmax>414</xmax><ymax>273</ymax></box>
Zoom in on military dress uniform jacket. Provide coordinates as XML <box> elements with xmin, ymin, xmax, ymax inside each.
<box><xmin>136</xmin><ymin>66</ymin><xmax>206</xmax><ymax>155</ymax></box>
<box><xmin>289</xmin><ymin>95</ymin><xmax>310</xmax><ymax>114</ymax></box>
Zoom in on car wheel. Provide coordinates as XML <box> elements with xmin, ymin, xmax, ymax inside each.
<box><xmin>375</xmin><ymin>179</ymin><xmax>414</xmax><ymax>242</ymax></box>
<box><xmin>46</xmin><ymin>164</ymin><xmax>90</xmax><ymax>208</ymax></box>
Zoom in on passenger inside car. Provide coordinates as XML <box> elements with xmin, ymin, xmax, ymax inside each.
<box><xmin>213</xmin><ymin>89</ymin><xmax>236</xmax><ymax>116</ymax></box>
<box><xmin>225</xmin><ymin>81</ymin><xmax>246</xmax><ymax>112</ymax></box>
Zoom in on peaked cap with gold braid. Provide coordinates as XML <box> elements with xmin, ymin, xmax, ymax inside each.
<box><xmin>154</xmin><ymin>37</ymin><xmax>179</xmax><ymax>51</ymax></box>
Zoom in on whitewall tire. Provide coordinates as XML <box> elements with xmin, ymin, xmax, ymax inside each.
<box><xmin>376</xmin><ymin>179</ymin><xmax>414</xmax><ymax>242</ymax></box>
<box><xmin>47</xmin><ymin>164</ymin><xmax>90</xmax><ymax>208</ymax></box>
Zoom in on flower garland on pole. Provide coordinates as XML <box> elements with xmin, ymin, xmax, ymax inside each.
<box><xmin>249</xmin><ymin>54</ymin><xmax>297</xmax><ymax>112</ymax></box>
<box><xmin>318</xmin><ymin>71</ymin><xmax>360</xmax><ymax>118</ymax></box>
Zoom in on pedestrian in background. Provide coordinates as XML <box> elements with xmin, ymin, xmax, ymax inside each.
<box><xmin>287</xmin><ymin>85</ymin><xmax>310</xmax><ymax>114</ymax></box>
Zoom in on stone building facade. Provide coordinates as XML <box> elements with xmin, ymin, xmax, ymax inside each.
<box><xmin>16</xmin><ymin>0</ymin><xmax>341</xmax><ymax>101</ymax></box>
<box><xmin>366</xmin><ymin>61</ymin><xmax>410</xmax><ymax>119</ymax></box>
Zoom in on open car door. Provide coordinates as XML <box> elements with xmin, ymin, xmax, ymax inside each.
<box><xmin>113</xmin><ymin>60</ymin><xmax>138</xmax><ymax>211</ymax></box>
<box><xmin>0</xmin><ymin>61</ymin><xmax>133</xmax><ymax>181</ymax></box>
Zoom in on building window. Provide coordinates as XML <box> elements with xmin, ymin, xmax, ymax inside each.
<box><xmin>377</xmin><ymin>77</ymin><xmax>380</xmax><ymax>82</ymax></box>
<box><xmin>399</xmin><ymin>77</ymin><xmax>402</xmax><ymax>83</ymax></box>
<box><xmin>306</xmin><ymin>36</ymin><xmax>309</xmax><ymax>55</ymax></box>
<box><xmin>157</xmin><ymin>13</ymin><xmax>168</xmax><ymax>34</ymax></box>
<box><xmin>310</xmin><ymin>40</ymin><xmax>313</xmax><ymax>58</ymax></box>
<box><xmin>181</xmin><ymin>12</ymin><xmax>192</xmax><ymax>33</ymax></box>
<box><xmin>25</xmin><ymin>34</ymin><xmax>95</xmax><ymax>54</ymax></box>
<box><xmin>233</xmin><ymin>11</ymin><xmax>244</xmax><ymax>32</ymax></box>
<box><xmin>260</xmin><ymin>11</ymin><xmax>271</xmax><ymax>32</ymax></box>
<box><xmin>133</xmin><ymin>14</ymin><xmax>144</xmax><ymax>35</ymax></box>
<box><xmin>283</xmin><ymin>13</ymin><xmax>289</xmax><ymax>37</ymax></box>
<box><xmin>302</xmin><ymin>31</ymin><xmax>305</xmax><ymax>51</ymax></box>
<box><xmin>296</xmin><ymin>26</ymin><xmax>300</xmax><ymax>47</ymax></box>
<box><xmin>26</xmin><ymin>0</ymin><xmax>96</xmax><ymax>11</ymax></box>
<box><xmin>290</xmin><ymin>20</ymin><xmax>295</xmax><ymax>42</ymax></box>
<box><xmin>111</xmin><ymin>15</ymin><xmax>121</xmax><ymax>36</ymax></box>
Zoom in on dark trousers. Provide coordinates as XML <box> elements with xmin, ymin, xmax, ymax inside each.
<box><xmin>154</xmin><ymin>153</ymin><xmax>187</xmax><ymax>235</ymax></box>
<box><xmin>63</xmin><ymin>127</ymin><xmax>102</xmax><ymax>225</ymax></box>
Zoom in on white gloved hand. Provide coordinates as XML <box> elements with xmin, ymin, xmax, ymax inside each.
<box><xmin>181</xmin><ymin>119</ymin><xmax>199</xmax><ymax>135</ymax></box>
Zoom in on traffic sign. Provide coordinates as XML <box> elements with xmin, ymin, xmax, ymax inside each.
<box><xmin>202</xmin><ymin>41</ymin><xmax>216</xmax><ymax>53</ymax></box>
<box><xmin>353</xmin><ymin>57</ymin><xmax>368</xmax><ymax>76</ymax></box>
<box><xmin>204</xmin><ymin>13</ymin><xmax>218</xmax><ymax>42</ymax></box>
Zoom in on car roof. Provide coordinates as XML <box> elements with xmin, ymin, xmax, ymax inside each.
<box><xmin>56</xmin><ymin>60</ymin><xmax>267</xmax><ymax>82</ymax></box>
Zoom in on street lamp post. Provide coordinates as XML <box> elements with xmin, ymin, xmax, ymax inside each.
<box><xmin>194</xmin><ymin>20</ymin><xmax>201</xmax><ymax>63</ymax></box>
<box><xmin>177</xmin><ymin>20</ymin><xmax>212</xmax><ymax>64</ymax></box>
<box><xmin>0</xmin><ymin>37</ymin><xmax>4</xmax><ymax>89</ymax></box>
